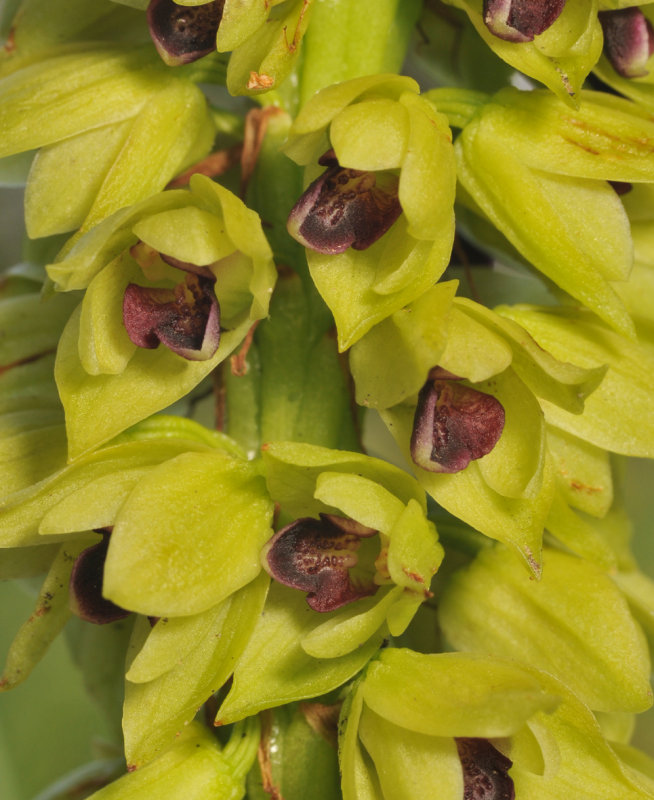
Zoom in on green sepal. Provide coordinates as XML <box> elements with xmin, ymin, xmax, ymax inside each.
<box><xmin>438</xmin><ymin>301</ymin><xmax>513</xmax><ymax>382</ymax></box>
<box><xmin>0</xmin><ymin>288</ymin><xmax>79</xmax><ymax>367</ymax></box>
<box><xmin>510</xmin><ymin>672</ymin><xmax>654</xmax><ymax>799</ymax></box>
<box><xmin>36</xmin><ymin>78</ymin><xmax>214</xmax><ymax>238</ymax></box>
<box><xmin>25</xmin><ymin>121</ymin><xmax>132</xmax><ymax>238</ymax></box>
<box><xmin>2</xmin><ymin>0</ymin><xmax>149</xmax><ymax>74</ymax></box>
<box><xmin>123</xmin><ymin>574</ymin><xmax>268</xmax><ymax>769</ymax></box>
<box><xmin>475</xmin><ymin>367</ymin><xmax>546</xmax><ymax>500</ymax></box>
<box><xmin>358</xmin><ymin>705</ymin><xmax>463</xmax><ymax>800</ymax></box>
<box><xmin>0</xmin><ymin>414</ymin><xmax>68</xmax><ymax>499</ymax></box>
<box><xmin>0</xmin><ymin>354</ymin><xmax>60</xmax><ymax>414</ymax></box>
<box><xmin>454</xmin><ymin>298</ymin><xmax>607</xmax><ymax>414</ymax></box>
<box><xmin>479</xmin><ymin>88</ymin><xmax>654</xmax><ymax>184</ymax></box>
<box><xmin>545</xmin><ymin>492</ymin><xmax>618</xmax><ymax>569</ymax></box>
<box><xmin>614</xmin><ymin>569</ymin><xmax>654</xmax><ymax>645</ymax></box>
<box><xmin>217</xmin><ymin>0</ymin><xmax>286</xmax><ymax>52</ymax></box>
<box><xmin>0</xmin><ymin>536</ymin><xmax>98</xmax><ymax>690</ymax></box>
<box><xmin>0</xmin><ymin>47</ymin><xmax>167</xmax><ymax>157</ymax></box>
<box><xmin>216</xmin><ymin>582</ymin><xmax>383</xmax><ymax>725</ymax></box>
<box><xmin>0</xmin><ymin>435</ymin><xmax>216</xmax><ymax>547</ymax></box>
<box><xmin>361</xmin><ymin>649</ymin><xmax>559</xmax><ymax>738</ymax></box>
<box><xmin>284</xmin><ymin>74</ymin><xmax>418</xmax><ymax>167</ymax></box>
<box><xmin>496</xmin><ymin>305</ymin><xmax>654</xmax><ymax>457</ymax></box>
<box><xmin>339</xmin><ymin>684</ymin><xmax>384</xmax><ymax>800</ymax></box>
<box><xmin>593</xmin><ymin>55</ymin><xmax>654</xmax><ymax>114</ymax></box>
<box><xmin>47</xmin><ymin>189</ymin><xmax>195</xmax><ymax>291</ymax></box>
<box><xmin>103</xmin><ymin>451</ymin><xmax>273</xmax><ymax>616</ymax></box>
<box><xmin>349</xmin><ymin>281</ymin><xmax>457</xmax><ymax>410</ymax></box>
<box><xmin>438</xmin><ymin>546</ymin><xmax>652</xmax><ymax>713</ymax></box>
<box><xmin>443</xmin><ymin>0</ymin><xmax>602</xmax><ymax>103</ymax></box>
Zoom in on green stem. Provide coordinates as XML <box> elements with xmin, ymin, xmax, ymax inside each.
<box><xmin>299</xmin><ymin>0</ymin><xmax>422</xmax><ymax>106</ymax></box>
<box><xmin>224</xmin><ymin>109</ymin><xmax>359</xmax><ymax>451</ymax></box>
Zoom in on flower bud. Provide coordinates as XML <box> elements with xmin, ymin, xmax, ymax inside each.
<box><xmin>284</xmin><ymin>75</ymin><xmax>455</xmax><ymax>349</ymax></box>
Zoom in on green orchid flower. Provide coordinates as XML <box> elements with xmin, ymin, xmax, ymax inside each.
<box><xmin>350</xmin><ymin>282</ymin><xmax>605</xmax><ymax>573</ymax></box>
<box><xmin>46</xmin><ymin>175</ymin><xmax>276</xmax><ymax>457</ymax></box>
<box><xmin>215</xmin><ymin>441</ymin><xmax>443</xmax><ymax>725</ymax></box>
<box><xmin>339</xmin><ymin>648</ymin><xmax>654</xmax><ymax>800</ymax></box>
<box><xmin>283</xmin><ymin>73</ymin><xmax>456</xmax><ymax>350</ymax></box>
<box><xmin>143</xmin><ymin>0</ymin><xmax>313</xmax><ymax>98</ymax></box>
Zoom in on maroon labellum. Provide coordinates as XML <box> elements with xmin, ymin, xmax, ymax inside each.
<box><xmin>599</xmin><ymin>7</ymin><xmax>654</xmax><ymax>79</ymax></box>
<box><xmin>263</xmin><ymin>514</ymin><xmax>378</xmax><ymax>612</ymax></box>
<box><xmin>287</xmin><ymin>150</ymin><xmax>402</xmax><ymax>255</ymax></box>
<box><xmin>410</xmin><ymin>368</ymin><xmax>505</xmax><ymax>474</ymax></box>
<box><xmin>69</xmin><ymin>532</ymin><xmax>130</xmax><ymax>625</ymax></box>
<box><xmin>483</xmin><ymin>0</ymin><xmax>566</xmax><ymax>43</ymax></box>
<box><xmin>455</xmin><ymin>738</ymin><xmax>515</xmax><ymax>800</ymax></box>
<box><xmin>147</xmin><ymin>0</ymin><xmax>224</xmax><ymax>66</ymax></box>
<box><xmin>123</xmin><ymin>271</ymin><xmax>221</xmax><ymax>361</ymax></box>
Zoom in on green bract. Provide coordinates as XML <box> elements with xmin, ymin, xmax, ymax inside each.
<box><xmin>284</xmin><ymin>74</ymin><xmax>456</xmax><ymax>349</ymax></box>
<box><xmin>48</xmin><ymin>175</ymin><xmax>276</xmax><ymax>456</ymax></box>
